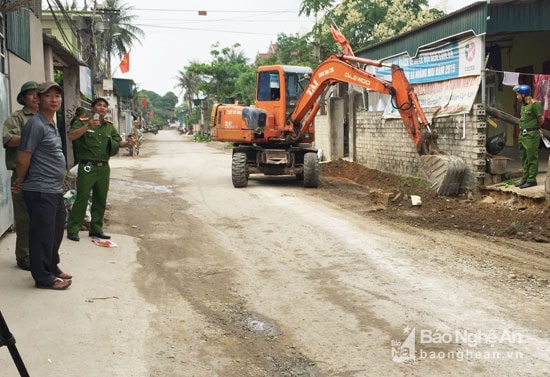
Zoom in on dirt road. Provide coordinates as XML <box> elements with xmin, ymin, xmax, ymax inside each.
<box><xmin>96</xmin><ymin>130</ymin><xmax>547</xmax><ymax>376</ymax></box>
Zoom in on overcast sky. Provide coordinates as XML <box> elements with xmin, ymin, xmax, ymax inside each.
<box><xmin>105</xmin><ymin>0</ymin><xmax>481</xmax><ymax>98</ymax></box>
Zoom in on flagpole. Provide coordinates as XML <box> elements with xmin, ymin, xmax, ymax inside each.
<box><xmin>111</xmin><ymin>65</ymin><xmax>120</xmax><ymax>77</ymax></box>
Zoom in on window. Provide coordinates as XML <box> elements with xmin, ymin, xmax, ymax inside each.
<box><xmin>7</xmin><ymin>7</ymin><xmax>31</xmax><ymax>62</ymax></box>
<box><xmin>257</xmin><ymin>71</ymin><xmax>280</xmax><ymax>101</ymax></box>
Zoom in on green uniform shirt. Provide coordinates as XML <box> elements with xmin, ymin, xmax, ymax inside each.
<box><xmin>519</xmin><ymin>98</ymin><xmax>543</xmax><ymax>130</ymax></box>
<box><xmin>72</xmin><ymin>117</ymin><xmax>122</xmax><ymax>162</ymax></box>
<box><xmin>2</xmin><ymin>108</ymin><xmax>35</xmax><ymax>170</ymax></box>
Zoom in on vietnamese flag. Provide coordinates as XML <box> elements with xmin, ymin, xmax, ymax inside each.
<box><xmin>141</xmin><ymin>98</ymin><xmax>147</xmax><ymax>108</ymax></box>
<box><xmin>330</xmin><ymin>25</ymin><xmax>354</xmax><ymax>56</ymax></box>
<box><xmin>119</xmin><ymin>51</ymin><xmax>130</xmax><ymax>73</ymax></box>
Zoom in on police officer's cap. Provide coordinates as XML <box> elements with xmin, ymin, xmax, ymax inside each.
<box><xmin>75</xmin><ymin>107</ymin><xmax>87</xmax><ymax>117</ymax></box>
<box><xmin>91</xmin><ymin>97</ymin><xmax>110</xmax><ymax>107</ymax></box>
<box><xmin>16</xmin><ymin>81</ymin><xmax>40</xmax><ymax>105</ymax></box>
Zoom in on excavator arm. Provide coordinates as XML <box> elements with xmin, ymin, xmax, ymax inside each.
<box><xmin>290</xmin><ymin>54</ymin><xmax>434</xmax><ymax>153</ymax></box>
<box><xmin>289</xmin><ymin>54</ymin><xmax>465</xmax><ymax>196</ymax></box>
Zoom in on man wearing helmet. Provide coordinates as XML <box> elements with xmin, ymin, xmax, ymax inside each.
<box><xmin>512</xmin><ymin>84</ymin><xmax>544</xmax><ymax>189</ymax></box>
<box><xmin>2</xmin><ymin>81</ymin><xmax>40</xmax><ymax>270</ymax></box>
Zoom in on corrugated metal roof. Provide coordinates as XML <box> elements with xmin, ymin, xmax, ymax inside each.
<box><xmin>488</xmin><ymin>0</ymin><xmax>550</xmax><ymax>33</ymax></box>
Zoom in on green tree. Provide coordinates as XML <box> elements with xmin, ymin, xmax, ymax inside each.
<box><xmin>95</xmin><ymin>0</ymin><xmax>144</xmax><ymax>79</ymax></box>
<box><xmin>255</xmin><ymin>33</ymin><xmax>317</xmax><ymax>67</ymax></box>
<box><xmin>175</xmin><ymin>64</ymin><xmax>203</xmax><ymax>115</ymax></box>
<box><xmin>138</xmin><ymin>90</ymin><xmax>178</xmax><ymax>126</ymax></box>
<box><xmin>185</xmin><ymin>42</ymin><xmax>252</xmax><ymax>103</ymax></box>
<box><xmin>301</xmin><ymin>0</ymin><xmax>444</xmax><ymax>57</ymax></box>
<box><xmin>372</xmin><ymin>0</ymin><xmax>444</xmax><ymax>41</ymax></box>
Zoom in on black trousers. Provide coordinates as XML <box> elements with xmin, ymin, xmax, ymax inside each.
<box><xmin>23</xmin><ymin>191</ymin><xmax>66</xmax><ymax>286</ymax></box>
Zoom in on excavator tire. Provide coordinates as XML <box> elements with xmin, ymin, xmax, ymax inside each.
<box><xmin>420</xmin><ymin>154</ymin><xmax>466</xmax><ymax>196</ymax></box>
<box><xmin>232</xmin><ymin>152</ymin><xmax>248</xmax><ymax>188</ymax></box>
<box><xmin>303</xmin><ymin>152</ymin><xmax>319</xmax><ymax>188</ymax></box>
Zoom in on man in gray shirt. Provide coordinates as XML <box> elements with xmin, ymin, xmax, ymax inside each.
<box><xmin>12</xmin><ymin>82</ymin><xmax>72</xmax><ymax>290</ymax></box>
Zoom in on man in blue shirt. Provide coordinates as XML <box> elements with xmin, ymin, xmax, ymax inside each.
<box><xmin>13</xmin><ymin>82</ymin><xmax>72</xmax><ymax>290</ymax></box>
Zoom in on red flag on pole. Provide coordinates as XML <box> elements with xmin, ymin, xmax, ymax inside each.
<box><xmin>141</xmin><ymin>98</ymin><xmax>147</xmax><ymax>108</ymax></box>
<box><xmin>119</xmin><ymin>51</ymin><xmax>130</xmax><ymax>73</ymax></box>
<box><xmin>330</xmin><ymin>25</ymin><xmax>354</xmax><ymax>56</ymax></box>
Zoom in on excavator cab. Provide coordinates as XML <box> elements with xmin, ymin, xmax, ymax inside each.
<box><xmin>256</xmin><ymin>66</ymin><xmax>313</xmax><ymax>135</ymax></box>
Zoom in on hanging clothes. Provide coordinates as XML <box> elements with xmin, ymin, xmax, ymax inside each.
<box><xmin>502</xmin><ymin>71</ymin><xmax>519</xmax><ymax>86</ymax></box>
<box><xmin>533</xmin><ymin>74</ymin><xmax>550</xmax><ymax>120</ymax></box>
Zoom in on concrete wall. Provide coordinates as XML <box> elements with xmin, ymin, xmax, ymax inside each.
<box><xmin>2</xmin><ymin>11</ymin><xmax>46</xmax><ymax>234</ymax></box>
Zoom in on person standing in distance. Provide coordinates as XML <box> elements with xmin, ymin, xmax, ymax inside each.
<box><xmin>513</xmin><ymin>84</ymin><xmax>544</xmax><ymax>189</ymax></box>
<box><xmin>12</xmin><ymin>81</ymin><xmax>72</xmax><ymax>290</ymax></box>
<box><xmin>2</xmin><ymin>81</ymin><xmax>40</xmax><ymax>271</ymax></box>
<box><xmin>66</xmin><ymin>97</ymin><xmax>135</xmax><ymax>241</ymax></box>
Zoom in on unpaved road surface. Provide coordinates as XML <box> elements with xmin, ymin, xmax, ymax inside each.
<box><xmin>95</xmin><ymin>130</ymin><xmax>547</xmax><ymax>376</ymax></box>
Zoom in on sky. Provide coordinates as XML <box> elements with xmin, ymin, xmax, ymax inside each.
<box><xmin>102</xmin><ymin>0</ymin><xmax>481</xmax><ymax>98</ymax></box>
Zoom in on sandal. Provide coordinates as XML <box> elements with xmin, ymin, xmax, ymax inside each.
<box><xmin>36</xmin><ymin>277</ymin><xmax>72</xmax><ymax>290</ymax></box>
<box><xmin>56</xmin><ymin>272</ymin><xmax>73</xmax><ymax>280</ymax></box>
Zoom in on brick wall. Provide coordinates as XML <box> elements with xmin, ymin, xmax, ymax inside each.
<box><xmin>315</xmin><ymin>102</ymin><xmax>487</xmax><ymax>192</ymax></box>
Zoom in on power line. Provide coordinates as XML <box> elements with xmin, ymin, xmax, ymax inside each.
<box><xmin>133</xmin><ymin>23</ymin><xmax>278</xmax><ymax>36</ymax></box>
<box><xmin>132</xmin><ymin>8</ymin><xmax>297</xmax><ymax>14</ymax></box>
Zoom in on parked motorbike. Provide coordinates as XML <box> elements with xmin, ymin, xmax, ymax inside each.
<box><xmin>142</xmin><ymin>123</ymin><xmax>158</xmax><ymax>134</ymax></box>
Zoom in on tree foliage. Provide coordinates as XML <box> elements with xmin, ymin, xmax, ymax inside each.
<box><xmin>175</xmin><ymin>64</ymin><xmax>202</xmax><ymax>115</ymax></box>
<box><xmin>304</xmin><ymin>0</ymin><xmax>444</xmax><ymax>56</ymax></box>
<box><xmin>95</xmin><ymin>0</ymin><xmax>144</xmax><ymax>79</ymax></box>
<box><xmin>138</xmin><ymin>90</ymin><xmax>178</xmax><ymax>126</ymax></box>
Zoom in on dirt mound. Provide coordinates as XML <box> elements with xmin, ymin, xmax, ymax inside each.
<box><xmin>319</xmin><ymin>159</ymin><xmax>550</xmax><ymax>243</ymax></box>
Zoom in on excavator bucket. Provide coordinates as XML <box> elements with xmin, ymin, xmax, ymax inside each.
<box><xmin>420</xmin><ymin>154</ymin><xmax>466</xmax><ymax>196</ymax></box>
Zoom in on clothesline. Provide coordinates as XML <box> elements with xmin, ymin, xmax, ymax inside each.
<box><xmin>484</xmin><ymin>68</ymin><xmax>549</xmax><ymax>77</ymax></box>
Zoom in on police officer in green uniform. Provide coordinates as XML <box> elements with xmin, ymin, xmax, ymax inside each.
<box><xmin>66</xmin><ymin>97</ymin><xmax>135</xmax><ymax>241</ymax></box>
<box><xmin>2</xmin><ymin>81</ymin><xmax>40</xmax><ymax>270</ymax></box>
<box><xmin>513</xmin><ymin>84</ymin><xmax>544</xmax><ymax>189</ymax></box>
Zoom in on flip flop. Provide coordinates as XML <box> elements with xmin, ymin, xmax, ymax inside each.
<box><xmin>56</xmin><ymin>272</ymin><xmax>73</xmax><ymax>280</ymax></box>
<box><xmin>36</xmin><ymin>277</ymin><xmax>72</xmax><ymax>290</ymax></box>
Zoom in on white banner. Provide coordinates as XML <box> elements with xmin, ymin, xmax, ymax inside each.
<box><xmin>384</xmin><ymin>76</ymin><xmax>482</xmax><ymax>118</ymax></box>
<box><xmin>376</xmin><ymin>36</ymin><xmax>483</xmax><ymax>83</ymax></box>
<box><xmin>79</xmin><ymin>66</ymin><xmax>93</xmax><ymax>100</ymax></box>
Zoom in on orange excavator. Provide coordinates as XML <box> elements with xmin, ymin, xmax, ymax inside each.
<box><xmin>210</xmin><ymin>54</ymin><xmax>465</xmax><ymax>196</ymax></box>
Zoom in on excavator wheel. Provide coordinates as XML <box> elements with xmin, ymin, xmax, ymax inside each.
<box><xmin>420</xmin><ymin>154</ymin><xmax>466</xmax><ymax>196</ymax></box>
<box><xmin>303</xmin><ymin>152</ymin><xmax>319</xmax><ymax>188</ymax></box>
<box><xmin>232</xmin><ymin>152</ymin><xmax>248</xmax><ymax>188</ymax></box>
